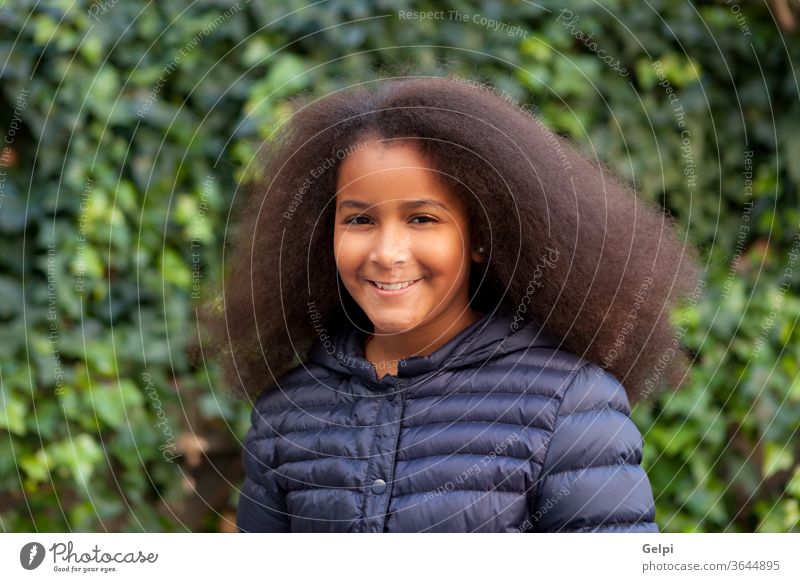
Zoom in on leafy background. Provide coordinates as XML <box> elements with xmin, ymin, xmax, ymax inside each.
<box><xmin>1</xmin><ymin>0</ymin><xmax>798</xmax><ymax>532</ymax></box>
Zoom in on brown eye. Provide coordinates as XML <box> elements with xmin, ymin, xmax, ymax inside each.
<box><xmin>343</xmin><ymin>215</ymin><xmax>371</xmax><ymax>225</ymax></box>
<box><xmin>410</xmin><ymin>215</ymin><xmax>437</xmax><ymax>224</ymax></box>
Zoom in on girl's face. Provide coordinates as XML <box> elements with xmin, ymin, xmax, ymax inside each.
<box><xmin>334</xmin><ymin>138</ymin><xmax>483</xmax><ymax>338</ymax></box>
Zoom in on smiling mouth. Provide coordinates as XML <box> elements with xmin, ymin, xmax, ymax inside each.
<box><xmin>367</xmin><ymin>278</ymin><xmax>422</xmax><ymax>291</ymax></box>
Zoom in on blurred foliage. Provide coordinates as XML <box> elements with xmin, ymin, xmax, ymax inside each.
<box><xmin>0</xmin><ymin>0</ymin><xmax>798</xmax><ymax>531</ymax></box>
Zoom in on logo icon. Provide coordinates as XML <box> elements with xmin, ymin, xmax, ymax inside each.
<box><xmin>20</xmin><ymin>542</ymin><xmax>46</xmax><ymax>570</ymax></box>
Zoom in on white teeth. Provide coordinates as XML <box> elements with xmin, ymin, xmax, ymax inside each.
<box><xmin>372</xmin><ymin>280</ymin><xmax>417</xmax><ymax>290</ymax></box>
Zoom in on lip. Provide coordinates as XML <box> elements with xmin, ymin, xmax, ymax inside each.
<box><xmin>366</xmin><ymin>278</ymin><xmax>423</xmax><ymax>297</ymax></box>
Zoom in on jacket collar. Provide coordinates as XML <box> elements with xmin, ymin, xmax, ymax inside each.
<box><xmin>307</xmin><ymin>306</ymin><xmax>560</xmax><ymax>385</ymax></box>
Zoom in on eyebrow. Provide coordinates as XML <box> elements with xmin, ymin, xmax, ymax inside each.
<box><xmin>336</xmin><ymin>198</ymin><xmax>449</xmax><ymax>212</ymax></box>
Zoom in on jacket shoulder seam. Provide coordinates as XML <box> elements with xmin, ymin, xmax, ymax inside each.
<box><xmin>554</xmin><ymin>403</ymin><xmax>631</xmax><ymax>420</ymax></box>
<box><xmin>542</xmin><ymin>459</ymin><xmax>640</xmax><ymax>479</ymax></box>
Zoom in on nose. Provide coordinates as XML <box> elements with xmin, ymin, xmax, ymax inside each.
<box><xmin>369</xmin><ymin>224</ymin><xmax>413</xmax><ymax>268</ymax></box>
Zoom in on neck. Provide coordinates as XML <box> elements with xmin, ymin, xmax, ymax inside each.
<box><xmin>364</xmin><ymin>306</ymin><xmax>484</xmax><ymax>375</ymax></box>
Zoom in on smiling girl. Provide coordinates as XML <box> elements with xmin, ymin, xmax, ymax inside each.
<box><xmin>210</xmin><ymin>76</ymin><xmax>702</xmax><ymax>532</ymax></box>
<box><xmin>334</xmin><ymin>137</ymin><xmax>486</xmax><ymax>379</ymax></box>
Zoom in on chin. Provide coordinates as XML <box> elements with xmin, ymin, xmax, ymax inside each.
<box><xmin>365</xmin><ymin>309</ymin><xmax>424</xmax><ymax>333</ymax></box>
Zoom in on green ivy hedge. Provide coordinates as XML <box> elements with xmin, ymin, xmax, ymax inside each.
<box><xmin>0</xmin><ymin>0</ymin><xmax>797</xmax><ymax>531</ymax></box>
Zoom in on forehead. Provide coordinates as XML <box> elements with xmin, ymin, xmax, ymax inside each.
<box><xmin>335</xmin><ymin>139</ymin><xmax>463</xmax><ymax>210</ymax></box>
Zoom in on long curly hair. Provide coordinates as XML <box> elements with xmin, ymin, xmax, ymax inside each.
<box><xmin>202</xmin><ymin>76</ymin><xmax>704</xmax><ymax>405</ymax></box>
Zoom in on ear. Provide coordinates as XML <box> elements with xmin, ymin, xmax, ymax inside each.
<box><xmin>471</xmin><ymin>245</ymin><xmax>486</xmax><ymax>264</ymax></box>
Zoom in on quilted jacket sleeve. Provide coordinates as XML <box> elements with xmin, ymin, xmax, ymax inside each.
<box><xmin>236</xmin><ymin>396</ymin><xmax>290</xmax><ymax>532</ymax></box>
<box><xmin>530</xmin><ymin>362</ymin><xmax>659</xmax><ymax>532</ymax></box>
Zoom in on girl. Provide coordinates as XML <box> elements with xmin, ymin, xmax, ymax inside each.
<box><xmin>210</xmin><ymin>76</ymin><xmax>702</xmax><ymax>532</ymax></box>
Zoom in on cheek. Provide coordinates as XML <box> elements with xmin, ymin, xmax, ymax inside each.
<box><xmin>421</xmin><ymin>231</ymin><xmax>470</xmax><ymax>278</ymax></box>
<box><xmin>332</xmin><ymin>229</ymin><xmax>362</xmax><ymax>275</ymax></box>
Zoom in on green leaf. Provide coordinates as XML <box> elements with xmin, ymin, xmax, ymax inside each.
<box><xmin>0</xmin><ymin>396</ymin><xmax>27</xmax><ymax>436</ymax></box>
<box><xmin>787</xmin><ymin>467</ymin><xmax>800</xmax><ymax>498</ymax></box>
<box><xmin>763</xmin><ymin>442</ymin><xmax>794</xmax><ymax>479</ymax></box>
<box><xmin>48</xmin><ymin>434</ymin><xmax>104</xmax><ymax>488</ymax></box>
<box><xmin>90</xmin><ymin>380</ymin><xmax>145</xmax><ymax>429</ymax></box>
<box><xmin>19</xmin><ymin>449</ymin><xmax>51</xmax><ymax>484</ymax></box>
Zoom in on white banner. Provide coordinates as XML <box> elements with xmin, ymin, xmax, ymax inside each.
<box><xmin>1</xmin><ymin>533</ymin><xmax>798</xmax><ymax>581</ymax></box>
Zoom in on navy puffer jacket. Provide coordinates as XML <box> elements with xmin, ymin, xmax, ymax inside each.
<box><xmin>237</xmin><ymin>307</ymin><xmax>659</xmax><ymax>532</ymax></box>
